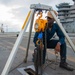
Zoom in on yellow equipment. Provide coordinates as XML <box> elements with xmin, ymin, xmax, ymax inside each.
<box><xmin>34</xmin><ymin>12</ymin><xmax>48</xmax><ymax>32</ymax></box>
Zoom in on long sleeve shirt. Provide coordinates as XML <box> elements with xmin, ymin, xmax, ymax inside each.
<box><xmin>33</xmin><ymin>23</ymin><xmax>65</xmax><ymax>45</ymax></box>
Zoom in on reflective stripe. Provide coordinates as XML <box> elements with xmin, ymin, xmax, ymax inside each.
<box><xmin>22</xmin><ymin>11</ymin><xmax>31</xmax><ymax>30</ymax></box>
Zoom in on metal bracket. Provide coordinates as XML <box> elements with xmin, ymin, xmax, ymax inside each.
<box><xmin>30</xmin><ymin>3</ymin><xmax>52</xmax><ymax>11</ymax></box>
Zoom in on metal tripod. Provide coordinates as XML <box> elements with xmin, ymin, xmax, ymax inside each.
<box><xmin>1</xmin><ymin>3</ymin><xmax>75</xmax><ymax>75</ymax></box>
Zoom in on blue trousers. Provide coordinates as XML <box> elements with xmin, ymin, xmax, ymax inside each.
<box><xmin>43</xmin><ymin>40</ymin><xmax>67</xmax><ymax>64</ymax></box>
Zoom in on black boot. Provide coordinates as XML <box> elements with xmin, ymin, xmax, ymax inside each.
<box><xmin>59</xmin><ymin>62</ymin><xmax>74</xmax><ymax>71</ymax></box>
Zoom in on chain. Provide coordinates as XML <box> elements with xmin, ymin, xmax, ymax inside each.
<box><xmin>45</xmin><ymin>29</ymin><xmax>48</xmax><ymax>60</ymax></box>
<box><xmin>45</xmin><ymin>23</ymin><xmax>49</xmax><ymax>60</ymax></box>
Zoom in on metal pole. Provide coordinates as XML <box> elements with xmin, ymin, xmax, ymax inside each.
<box><xmin>50</xmin><ymin>10</ymin><xmax>75</xmax><ymax>53</ymax></box>
<box><xmin>24</xmin><ymin>9</ymin><xmax>35</xmax><ymax>62</ymax></box>
<box><xmin>1</xmin><ymin>10</ymin><xmax>33</xmax><ymax>75</ymax></box>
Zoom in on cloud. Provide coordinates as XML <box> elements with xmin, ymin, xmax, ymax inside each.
<box><xmin>0</xmin><ymin>0</ymin><xmax>74</xmax><ymax>32</ymax></box>
<box><xmin>0</xmin><ymin>4</ymin><xmax>14</xmax><ymax>21</ymax></box>
<box><xmin>0</xmin><ymin>4</ymin><xmax>23</xmax><ymax>32</ymax></box>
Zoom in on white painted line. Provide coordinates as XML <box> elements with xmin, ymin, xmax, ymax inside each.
<box><xmin>17</xmin><ymin>65</ymin><xmax>35</xmax><ymax>75</ymax></box>
<box><xmin>17</xmin><ymin>65</ymin><xmax>48</xmax><ymax>75</ymax></box>
<box><xmin>17</xmin><ymin>67</ymin><xmax>29</xmax><ymax>75</ymax></box>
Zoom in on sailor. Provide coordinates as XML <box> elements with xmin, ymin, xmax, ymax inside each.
<box><xmin>33</xmin><ymin>10</ymin><xmax>74</xmax><ymax>71</ymax></box>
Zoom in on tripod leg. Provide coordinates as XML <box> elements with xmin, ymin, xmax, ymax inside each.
<box><xmin>1</xmin><ymin>10</ymin><xmax>32</xmax><ymax>75</ymax></box>
<box><xmin>24</xmin><ymin>9</ymin><xmax>35</xmax><ymax>63</ymax></box>
<box><xmin>34</xmin><ymin>48</ymin><xmax>38</xmax><ymax>75</ymax></box>
<box><xmin>50</xmin><ymin>10</ymin><xmax>75</xmax><ymax>53</ymax></box>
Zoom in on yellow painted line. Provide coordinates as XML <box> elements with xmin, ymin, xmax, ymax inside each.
<box><xmin>47</xmin><ymin>50</ymin><xmax>75</xmax><ymax>63</ymax></box>
<box><xmin>2</xmin><ymin>40</ymin><xmax>75</xmax><ymax>63</ymax></box>
<box><xmin>0</xmin><ymin>42</ymin><xmax>12</xmax><ymax>49</ymax></box>
<box><xmin>30</xmin><ymin>44</ymin><xmax>34</xmax><ymax>46</ymax></box>
<box><xmin>2</xmin><ymin>40</ymin><xmax>33</xmax><ymax>54</ymax></box>
<box><xmin>22</xmin><ymin>11</ymin><xmax>31</xmax><ymax>30</ymax></box>
<box><xmin>67</xmin><ymin>56</ymin><xmax>75</xmax><ymax>63</ymax></box>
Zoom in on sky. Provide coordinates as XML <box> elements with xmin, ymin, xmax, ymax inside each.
<box><xmin>0</xmin><ymin>0</ymin><xmax>74</xmax><ymax>32</ymax></box>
